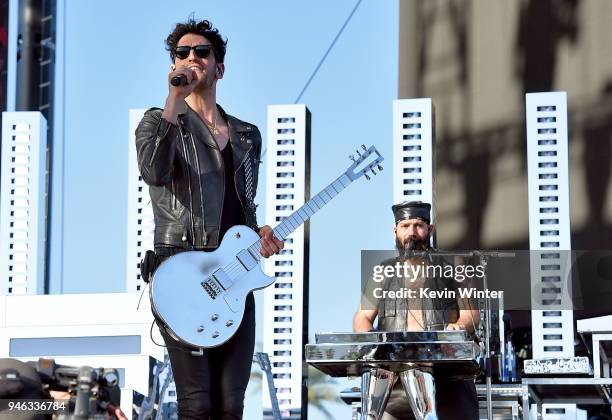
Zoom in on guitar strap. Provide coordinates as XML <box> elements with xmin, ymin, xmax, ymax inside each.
<box><xmin>244</xmin><ymin>150</ymin><xmax>257</xmax><ymax>214</ymax></box>
<box><xmin>150</xmin><ymin>320</ymin><xmax>207</xmax><ymax>356</ymax></box>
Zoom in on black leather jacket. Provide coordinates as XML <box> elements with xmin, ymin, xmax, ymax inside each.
<box><xmin>135</xmin><ymin>103</ymin><xmax>261</xmax><ymax>249</ymax></box>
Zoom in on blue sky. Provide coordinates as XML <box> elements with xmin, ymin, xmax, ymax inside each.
<box><xmin>50</xmin><ymin>1</ymin><xmax>398</xmax><ymax>418</ymax></box>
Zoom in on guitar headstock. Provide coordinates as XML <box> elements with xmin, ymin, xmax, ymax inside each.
<box><xmin>345</xmin><ymin>145</ymin><xmax>384</xmax><ymax>181</ymax></box>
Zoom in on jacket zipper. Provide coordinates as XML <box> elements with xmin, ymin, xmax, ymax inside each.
<box><xmin>177</xmin><ymin>123</ymin><xmax>196</xmax><ymax>245</ymax></box>
<box><xmin>148</xmin><ymin>136</ymin><xmax>162</xmax><ymax>166</ymax></box>
<box><xmin>171</xmin><ymin>177</ymin><xmax>177</xmax><ymax>210</ymax></box>
<box><xmin>188</xmin><ymin>130</ymin><xmax>209</xmax><ymax>248</ymax></box>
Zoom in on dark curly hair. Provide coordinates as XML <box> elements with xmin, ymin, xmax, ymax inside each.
<box><xmin>165</xmin><ymin>18</ymin><xmax>227</xmax><ymax>63</ymax></box>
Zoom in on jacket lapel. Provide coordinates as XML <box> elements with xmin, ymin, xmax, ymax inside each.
<box><xmin>227</xmin><ymin>115</ymin><xmax>254</xmax><ymax>171</ymax></box>
<box><xmin>180</xmin><ymin>103</ymin><xmax>218</xmax><ymax>149</ymax></box>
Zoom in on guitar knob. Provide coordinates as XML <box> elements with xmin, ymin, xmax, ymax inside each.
<box><xmin>211</xmin><ymin>314</ymin><xmax>219</xmax><ymax>321</ymax></box>
<box><xmin>197</xmin><ymin>326</ymin><xmax>205</xmax><ymax>333</ymax></box>
<box><xmin>212</xmin><ymin>331</ymin><xmax>220</xmax><ymax>339</ymax></box>
<box><xmin>226</xmin><ymin>320</ymin><xmax>234</xmax><ymax>327</ymax></box>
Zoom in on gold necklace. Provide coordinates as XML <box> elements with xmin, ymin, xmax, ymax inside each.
<box><xmin>205</xmin><ymin>111</ymin><xmax>220</xmax><ymax>135</ymax></box>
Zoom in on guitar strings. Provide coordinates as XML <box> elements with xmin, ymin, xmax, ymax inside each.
<box><xmin>217</xmin><ymin>174</ymin><xmax>352</xmax><ymax>283</ymax></box>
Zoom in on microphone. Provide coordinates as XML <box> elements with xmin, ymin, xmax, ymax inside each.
<box><xmin>406</xmin><ymin>238</ymin><xmax>418</xmax><ymax>251</ymax></box>
<box><xmin>170</xmin><ymin>75</ymin><xmax>188</xmax><ymax>86</ymax></box>
<box><xmin>400</xmin><ymin>237</ymin><xmax>422</xmax><ymax>260</ymax></box>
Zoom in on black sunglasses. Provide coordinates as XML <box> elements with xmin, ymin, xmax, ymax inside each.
<box><xmin>175</xmin><ymin>44</ymin><xmax>214</xmax><ymax>60</ymax></box>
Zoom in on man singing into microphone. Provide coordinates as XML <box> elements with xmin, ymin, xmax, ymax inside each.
<box><xmin>135</xmin><ymin>18</ymin><xmax>283</xmax><ymax>419</ymax></box>
<box><xmin>353</xmin><ymin>201</ymin><xmax>480</xmax><ymax>420</ymax></box>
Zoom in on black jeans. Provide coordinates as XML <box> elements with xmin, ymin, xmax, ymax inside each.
<box><xmin>154</xmin><ymin>247</ymin><xmax>256</xmax><ymax>420</ymax></box>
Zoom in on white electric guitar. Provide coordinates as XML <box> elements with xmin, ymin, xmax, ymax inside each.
<box><xmin>150</xmin><ymin>145</ymin><xmax>383</xmax><ymax>348</ymax></box>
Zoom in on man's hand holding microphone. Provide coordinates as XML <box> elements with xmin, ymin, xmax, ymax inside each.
<box><xmin>162</xmin><ymin>65</ymin><xmax>198</xmax><ymax>124</ymax></box>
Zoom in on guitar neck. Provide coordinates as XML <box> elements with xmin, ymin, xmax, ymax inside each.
<box><xmin>247</xmin><ymin>173</ymin><xmax>353</xmax><ymax>259</ymax></box>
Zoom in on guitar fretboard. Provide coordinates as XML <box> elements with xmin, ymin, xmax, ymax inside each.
<box><xmin>246</xmin><ymin>173</ymin><xmax>353</xmax><ymax>260</ymax></box>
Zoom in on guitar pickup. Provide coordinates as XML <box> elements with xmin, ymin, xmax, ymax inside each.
<box><xmin>212</xmin><ymin>269</ymin><xmax>233</xmax><ymax>290</ymax></box>
<box><xmin>236</xmin><ymin>249</ymin><xmax>258</xmax><ymax>271</ymax></box>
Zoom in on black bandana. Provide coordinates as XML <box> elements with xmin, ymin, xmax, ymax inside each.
<box><xmin>392</xmin><ymin>201</ymin><xmax>431</xmax><ymax>224</ymax></box>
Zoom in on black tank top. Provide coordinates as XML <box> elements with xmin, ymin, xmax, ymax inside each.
<box><xmin>220</xmin><ymin>144</ymin><xmax>246</xmax><ymax>240</ymax></box>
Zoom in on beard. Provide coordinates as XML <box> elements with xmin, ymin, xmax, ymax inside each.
<box><xmin>396</xmin><ymin>235</ymin><xmax>430</xmax><ymax>259</ymax></box>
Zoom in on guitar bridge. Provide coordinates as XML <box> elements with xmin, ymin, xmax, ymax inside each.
<box><xmin>201</xmin><ymin>278</ymin><xmax>222</xmax><ymax>299</ymax></box>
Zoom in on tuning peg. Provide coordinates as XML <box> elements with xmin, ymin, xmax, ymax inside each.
<box><xmin>377</xmin><ymin>164</ymin><xmax>383</xmax><ymax>171</ymax></box>
<box><xmin>365</xmin><ymin>174</ymin><xmax>371</xmax><ymax>180</ymax></box>
<box><xmin>356</xmin><ymin>149</ymin><xmax>362</xmax><ymax>157</ymax></box>
<box><xmin>361</xmin><ymin>144</ymin><xmax>367</xmax><ymax>151</ymax></box>
<box><xmin>371</xmin><ymin>168</ymin><xmax>377</xmax><ymax>175</ymax></box>
<box><xmin>349</xmin><ymin>154</ymin><xmax>356</xmax><ymax>162</ymax></box>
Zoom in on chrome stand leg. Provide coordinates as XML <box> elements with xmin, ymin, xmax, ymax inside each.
<box><xmin>399</xmin><ymin>369</ymin><xmax>438</xmax><ymax>420</ymax></box>
<box><xmin>521</xmin><ymin>384</ymin><xmax>530</xmax><ymax>420</ymax></box>
<box><xmin>360</xmin><ymin>368</ymin><xmax>395</xmax><ymax>420</ymax></box>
